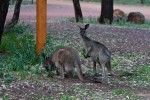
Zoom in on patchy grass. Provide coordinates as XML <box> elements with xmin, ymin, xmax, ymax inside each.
<box><xmin>67</xmin><ymin>17</ymin><xmax>150</xmax><ymax>29</ymax></box>
<box><xmin>49</xmin><ymin>24</ymin><xmax>150</xmax><ymax>88</ymax></box>
<box><xmin>114</xmin><ymin>0</ymin><xmax>150</xmax><ymax>6</ymax></box>
<box><xmin>111</xmin><ymin>53</ymin><xmax>150</xmax><ymax>87</ymax></box>
<box><xmin>0</xmin><ymin>24</ymin><xmax>150</xmax><ymax>99</ymax></box>
<box><xmin>0</xmin><ymin>25</ymin><xmax>41</xmax><ymax>84</ymax></box>
<box><xmin>113</xmin><ymin>20</ymin><xmax>150</xmax><ymax>29</ymax></box>
<box><xmin>45</xmin><ymin>84</ymin><xmax>141</xmax><ymax>100</ymax></box>
<box><xmin>81</xmin><ymin>0</ymin><xmax>150</xmax><ymax>6</ymax></box>
<box><xmin>111</xmin><ymin>88</ymin><xmax>142</xmax><ymax>100</ymax></box>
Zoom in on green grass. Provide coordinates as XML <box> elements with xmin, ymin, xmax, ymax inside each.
<box><xmin>60</xmin><ymin>95</ymin><xmax>77</xmax><ymax>100</ymax></box>
<box><xmin>0</xmin><ymin>32</ymin><xmax>36</xmax><ymax>71</ymax></box>
<box><xmin>49</xmin><ymin>83</ymin><xmax>141</xmax><ymax>100</ymax></box>
<box><xmin>0</xmin><ymin>24</ymin><xmax>149</xmax><ymax>99</ymax></box>
<box><xmin>2</xmin><ymin>95</ymin><xmax>9</xmax><ymax>100</ymax></box>
<box><xmin>82</xmin><ymin>0</ymin><xmax>150</xmax><ymax>6</ymax></box>
<box><xmin>68</xmin><ymin>17</ymin><xmax>150</xmax><ymax>29</ymax></box>
<box><xmin>111</xmin><ymin>88</ymin><xmax>142</xmax><ymax>100</ymax></box>
<box><xmin>0</xmin><ymin>27</ymin><xmax>36</xmax><ymax>83</ymax></box>
<box><xmin>111</xmin><ymin>53</ymin><xmax>150</xmax><ymax>87</ymax></box>
<box><xmin>0</xmin><ymin>25</ymin><xmax>51</xmax><ymax>83</ymax></box>
<box><xmin>114</xmin><ymin>0</ymin><xmax>150</xmax><ymax>6</ymax></box>
<box><xmin>113</xmin><ymin>19</ymin><xmax>150</xmax><ymax>29</ymax></box>
<box><xmin>0</xmin><ymin>24</ymin><xmax>67</xmax><ymax>84</ymax></box>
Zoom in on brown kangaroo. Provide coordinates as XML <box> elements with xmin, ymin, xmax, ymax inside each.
<box><xmin>42</xmin><ymin>46</ymin><xmax>85</xmax><ymax>82</ymax></box>
<box><xmin>78</xmin><ymin>24</ymin><xmax>116</xmax><ymax>81</ymax></box>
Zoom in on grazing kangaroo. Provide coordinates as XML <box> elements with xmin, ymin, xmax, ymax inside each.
<box><xmin>78</xmin><ymin>24</ymin><xmax>116</xmax><ymax>80</ymax></box>
<box><xmin>42</xmin><ymin>46</ymin><xmax>85</xmax><ymax>82</ymax></box>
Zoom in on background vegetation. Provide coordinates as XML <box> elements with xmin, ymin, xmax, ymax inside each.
<box><xmin>82</xmin><ymin>0</ymin><xmax>150</xmax><ymax>5</ymax></box>
<box><xmin>9</xmin><ymin>0</ymin><xmax>150</xmax><ymax>5</ymax></box>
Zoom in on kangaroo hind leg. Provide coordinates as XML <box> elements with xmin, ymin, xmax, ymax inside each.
<box><xmin>106</xmin><ymin>60</ymin><xmax>116</xmax><ymax>76</ymax></box>
<box><xmin>92</xmin><ymin>61</ymin><xmax>97</xmax><ymax>77</ymax></box>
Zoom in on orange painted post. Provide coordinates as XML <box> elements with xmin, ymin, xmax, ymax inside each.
<box><xmin>36</xmin><ymin>0</ymin><xmax>47</xmax><ymax>55</ymax></box>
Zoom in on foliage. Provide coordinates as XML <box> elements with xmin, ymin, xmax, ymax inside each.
<box><xmin>0</xmin><ymin>26</ymin><xmax>35</xmax><ymax>83</ymax></box>
<box><xmin>0</xmin><ymin>24</ymin><xmax>66</xmax><ymax>84</ymax></box>
<box><xmin>81</xmin><ymin>0</ymin><xmax>150</xmax><ymax>5</ymax></box>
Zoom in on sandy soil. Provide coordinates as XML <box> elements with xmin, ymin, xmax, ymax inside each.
<box><xmin>6</xmin><ymin>0</ymin><xmax>150</xmax><ymax>21</ymax></box>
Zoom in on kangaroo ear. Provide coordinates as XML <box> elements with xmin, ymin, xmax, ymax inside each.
<box><xmin>77</xmin><ymin>25</ymin><xmax>82</xmax><ymax>30</ymax></box>
<box><xmin>85</xmin><ymin>24</ymin><xmax>89</xmax><ymax>29</ymax></box>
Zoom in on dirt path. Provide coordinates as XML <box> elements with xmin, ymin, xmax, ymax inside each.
<box><xmin>7</xmin><ymin>0</ymin><xmax>150</xmax><ymax>21</ymax></box>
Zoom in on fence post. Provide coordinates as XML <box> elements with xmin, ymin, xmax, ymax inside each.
<box><xmin>36</xmin><ymin>0</ymin><xmax>47</xmax><ymax>55</ymax></box>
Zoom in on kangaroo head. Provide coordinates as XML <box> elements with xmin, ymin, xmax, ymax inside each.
<box><xmin>42</xmin><ymin>53</ymin><xmax>54</xmax><ymax>72</ymax></box>
<box><xmin>78</xmin><ymin>24</ymin><xmax>90</xmax><ymax>36</ymax></box>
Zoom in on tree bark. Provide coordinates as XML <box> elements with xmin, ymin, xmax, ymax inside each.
<box><xmin>140</xmin><ymin>0</ymin><xmax>145</xmax><ymax>4</ymax></box>
<box><xmin>72</xmin><ymin>0</ymin><xmax>83</xmax><ymax>22</ymax></box>
<box><xmin>99</xmin><ymin>0</ymin><xmax>113</xmax><ymax>24</ymax></box>
<box><xmin>31</xmin><ymin>0</ymin><xmax>34</xmax><ymax>4</ymax></box>
<box><xmin>4</xmin><ymin>0</ymin><xmax>23</xmax><ymax>31</ymax></box>
<box><xmin>0</xmin><ymin>0</ymin><xmax>10</xmax><ymax>44</ymax></box>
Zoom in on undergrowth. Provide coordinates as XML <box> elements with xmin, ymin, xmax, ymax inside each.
<box><xmin>0</xmin><ymin>25</ymin><xmax>63</xmax><ymax>84</ymax></box>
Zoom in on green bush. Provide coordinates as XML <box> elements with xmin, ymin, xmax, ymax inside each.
<box><xmin>0</xmin><ymin>25</ymin><xmax>66</xmax><ymax>83</ymax></box>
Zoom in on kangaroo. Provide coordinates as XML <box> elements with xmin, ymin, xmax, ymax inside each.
<box><xmin>42</xmin><ymin>46</ymin><xmax>85</xmax><ymax>82</ymax></box>
<box><xmin>78</xmin><ymin>24</ymin><xmax>116</xmax><ymax>80</ymax></box>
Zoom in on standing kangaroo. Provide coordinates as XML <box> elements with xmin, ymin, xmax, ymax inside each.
<box><xmin>42</xmin><ymin>46</ymin><xmax>85</xmax><ymax>82</ymax></box>
<box><xmin>78</xmin><ymin>24</ymin><xmax>116</xmax><ymax>80</ymax></box>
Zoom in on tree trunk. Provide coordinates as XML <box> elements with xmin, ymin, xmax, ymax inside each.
<box><xmin>99</xmin><ymin>0</ymin><xmax>113</xmax><ymax>24</ymax></box>
<box><xmin>72</xmin><ymin>0</ymin><xmax>83</xmax><ymax>22</ymax></box>
<box><xmin>31</xmin><ymin>0</ymin><xmax>34</xmax><ymax>4</ymax></box>
<box><xmin>0</xmin><ymin>0</ymin><xmax>10</xmax><ymax>44</ymax></box>
<box><xmin>4</xmin><ymin>0</ymin><xmax>23</xmax><ymax>31</ymax></box>
<box><xmin>140</xmin><ymin>0</ymin><xmax>145</xmax><ymax>4</ymax></box>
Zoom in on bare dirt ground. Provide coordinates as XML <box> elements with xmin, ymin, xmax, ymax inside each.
<box><xmin>7</xmin><ymin>0</ymin><xmax>150</xmax><ymax>21</ymax></box>
<box><xmin>1</xmin><ymin>0</ymin><xmax>150</xmax><ymax>99</ymax></box>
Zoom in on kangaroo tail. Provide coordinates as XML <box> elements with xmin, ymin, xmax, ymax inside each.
<box><xmin>74</xmin><ymin>61</ymin><xmax>85</xmax><ymax>82</ymax></box>
<box><xmin>117</xmin><ymin>71</ymin><xmax>138</xmax><ymax>77</ymax></box>
<box><xmin>75</xmin><ymin>61</ymin><xmax>101</xmax><ymax>83</ymax></box>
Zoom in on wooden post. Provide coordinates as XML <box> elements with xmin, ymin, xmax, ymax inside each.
<box><xmin>36</xmin><ymin>0</ymin><xmax>47</xmax><ymax>55</ymax></box>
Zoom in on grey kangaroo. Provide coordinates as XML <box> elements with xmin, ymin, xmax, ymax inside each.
<box><xmin>42</xmin><ymin>46</ymin><xmax>85</xmax><ymax>82</ymax></box>
<box><xmin>78</xmin><ymin>24</ymin><xmax>116</xmax><ymax>80</ymax></box>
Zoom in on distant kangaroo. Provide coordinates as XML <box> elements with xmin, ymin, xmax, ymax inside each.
<box><xmin>78</xmin><ymin>24</ymin><xmax>116</xmax><ymax>80</ymax></box>
<box><xmin>42</xmin><ymin>46</ymin><xmax>85</xmax><ymax>82</ymax></box>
